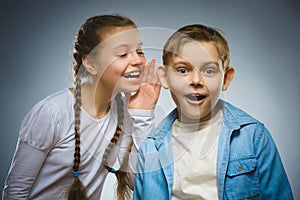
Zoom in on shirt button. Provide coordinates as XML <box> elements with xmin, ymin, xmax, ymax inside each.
<box><xmin>237</xmin><ymin>164</ymin><xmax>243</xmax><ymax>171</ymax></box>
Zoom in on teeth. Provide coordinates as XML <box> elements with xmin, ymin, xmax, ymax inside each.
<box><xmin>185</xmin><ymin>94</ymin><xmax>206</xmax><ymax>101</ymax></box>
<box><xmin>123</xmin><ymin>72</ymin><xmax>140</xmax><ymax>79</ymax></box>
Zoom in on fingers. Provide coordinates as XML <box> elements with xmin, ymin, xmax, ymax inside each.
<box><xmin>141</xmin><ymin>59</ymin><xmax>158</xmax><ymax>85</ymax></box>
<box><xmin>126</xmin><ymin>58</ymin><xmax>161</xmax><ymax>110</ymax></box>
<box><xmin>148</xmin><ymin>59</ymin><xmax>156</xmax><ymax>74</ymax></box>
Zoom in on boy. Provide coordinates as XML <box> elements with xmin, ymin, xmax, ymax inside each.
<box><xmin>133</xmin><ymin>24</ymin><xmax>293</xmax><ymax>199</ymax></box>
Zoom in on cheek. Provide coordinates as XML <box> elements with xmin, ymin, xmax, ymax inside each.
<box><xmin>141</xmin><ymin>57</ymin><xmax>147</xmax><ymax>65</ymax></box>
<box><xmin>205</xmin><ymin>77</ymin><xmax>223</xmax><ymax>97</ymax></box>
<box><xmin>167</xmin><ymin>74</ymin><xmax>188</xmax><ymax>92</ymax></box>
<box><xmin>107</xmin><ymin>60</ymin><xmax>128</xmax><ymax>75</ymax></box>
<box><xmin>98</xmin><ymin>61</ymin><xmax>125</xmax><ymax>86</ymax></box>
<box><xmin>95</xmin><ymin>52</ymin><xmax>114</xmax><ymax>69</ymax></box>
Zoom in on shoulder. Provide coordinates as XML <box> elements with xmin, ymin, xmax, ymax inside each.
<box><xmin>221</xmin><ymin>100</ymin><xmax>262</xmax><ymax>128</ymax></box>
<box><xmin>138</xmin><ymin>109</ymin><xmax>177</xmax><ymax>154</ymax></box>
<box><xmin>44</xmin><ymin>88</ymin><xmax>74</xmax><ymax>111</ymax></box>
<box><xmin>221</xmin><ymin>101</ymin><xmax>272</xmax><ymax>147</ymax></box>
<box><xmin>149</xmin><ymin>108</ymin><xmax>177</xmax><ymax>139</ymax></box>
<box><xmin>19</xmin><ymin>89</ymin><xmax>73</xmax><ymax>150</ymax></box>
<box><xmin>25</xmin><ymin>89</ymin><xmax>73</xmax><ymax>122</ymax></box>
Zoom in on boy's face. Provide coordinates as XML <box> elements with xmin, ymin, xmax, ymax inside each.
<box><xmin>158</xmin><ymin>41</ymin><xmax>234</xmax><ymax>123</ymax></box>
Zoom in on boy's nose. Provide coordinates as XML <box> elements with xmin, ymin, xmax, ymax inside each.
<box><xmin>190</xmin><ymin>71</ymin><xmax>204</xmax><ymax>87</ymax></box>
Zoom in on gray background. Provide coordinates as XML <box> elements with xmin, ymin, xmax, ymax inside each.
<box><xmin>1</xmin><ymin>0</ymin><xmax>299</xmax><ymax>199</ymax></box>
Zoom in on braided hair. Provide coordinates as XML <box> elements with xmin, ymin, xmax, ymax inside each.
<box><xmin>102</xmin><ymin>93</ymin><xmax>133</xmax><ymax>200</ymax></box>
<box><xmin>68</xmin><ymin>14</ymin><xmax>136</xmax><ymax>200</ymax></box>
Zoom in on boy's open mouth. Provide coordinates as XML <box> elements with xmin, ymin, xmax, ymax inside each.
<box><xmin>185</xmin><ymin>93</ymin><xmax>206</xmax><ymax>101</ymax></box>
<box><xmin>123</xmin><ymin>71</ymin><xmax>141</xmax><ymax>79</ymax></box>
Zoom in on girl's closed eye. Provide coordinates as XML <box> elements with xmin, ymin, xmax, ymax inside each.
<box><xmin>137</xmin><ymin>49</ymin><xmax>145</xmax><ymax>56</ymax></box>
<box><xmin>114</xmin><ymin>46</ymin><xmax>129</xmax><ymax>57</ymax></box>
<box><xmin>117</xmin><ymin>50</ymin><xmax>144</xmax><ymax>58</ymax></box>
<box><xmin>118</xmin><ymin>53</ymin><xmax>128</xmax><ymax>57</ymax></box>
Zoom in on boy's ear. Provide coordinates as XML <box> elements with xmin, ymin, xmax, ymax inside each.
<box><xmin>157</xmin><ymin>65</ymin><xmax>169</xmax><ymax>89</ymax></box>
<box><xmin>82</xmin><ymin>55</ymin><xmax>98</xmax><ymax>75</ymax></box>
<box><xmin>222</xmin><ymin>66</ymin><xmax>235</xmax><ymax>91</ymax></box>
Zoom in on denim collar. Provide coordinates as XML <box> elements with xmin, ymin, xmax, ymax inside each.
<box><xmin>150</xmin><ymin>100</ymin><xmax>258</xmax><ymax>150</ymax></box>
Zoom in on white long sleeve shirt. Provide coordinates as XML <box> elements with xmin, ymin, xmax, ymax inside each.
<box><xmin>2</xmin><ymin>89</ymin><xmax>154</xmax><ymax>200</ymax></box>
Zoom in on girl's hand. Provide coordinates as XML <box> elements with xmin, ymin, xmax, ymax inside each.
<box><xmin>125</xmin><ymin>59</ymin><xmax>161</xmax><ymax>110</ymax></box>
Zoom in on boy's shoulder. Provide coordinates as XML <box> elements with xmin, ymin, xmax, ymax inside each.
<box><xmin>140</xmin><ymin>100</ymin><xmax>266</xmax><ymax>153</ymax></box>
<box><xmin>145</xmin><ymin>100</ymin><xmax>265</xmax><ymax>145</ymax></box>
<box><xmin>151</xmin><ymin>100</ymin><xmax>262</xmax><ymax>136</ymax></box>
<box><xmin>221</xmin><ymin>100</ymin><xmax>261</xmax><ymax>128</ymax></box>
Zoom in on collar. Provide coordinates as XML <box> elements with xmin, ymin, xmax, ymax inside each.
<box><xmin>150</xmin><ymin>100</ymin><xmax>258</xmax><ymax>150</ymax></box>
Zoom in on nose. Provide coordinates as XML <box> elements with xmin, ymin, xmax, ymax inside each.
<box><xmin>190</xmin><ymin>70</ymin><xmax>204</xmax><ymax>87</ymax></box>
<box><xmin>130</xmin><ymin>51</ymin><xmax>145</xmax><ymax>66</ymax></box>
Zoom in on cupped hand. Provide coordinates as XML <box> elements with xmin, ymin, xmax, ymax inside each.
<box><xmin>125</xmin><ymin>59</ymin><xmax>161</xmax><ymax>110</ymax></box>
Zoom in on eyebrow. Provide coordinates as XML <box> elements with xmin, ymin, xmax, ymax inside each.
<box><xmin>202</xmin><ymin>61</ymin><xmax>220</xmax><ymax>67</ymax></box>
<box><xmin>113</xmin><ymin>42</ymin><xmax>143</xmax><ymax>50</ymax></box>
<box><xmin>172</xmin><ymin>61</ymin><xmax>219</xmax><ymax>67</ymax></box>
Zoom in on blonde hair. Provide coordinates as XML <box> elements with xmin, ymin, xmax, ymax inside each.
<box><xmin>163</xmin><ymin>24</ymin><xmax>230</xmax><ymax>70</ymax></box>
<box><xmin>68</xmin><ymin>14</ymin><xmax>136</xmax><ymax>200</ymax></box>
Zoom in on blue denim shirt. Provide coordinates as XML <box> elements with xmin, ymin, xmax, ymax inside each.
<box><xmin>133</xmin><ymin>100</ymin><xmax>293</xmax><ymax>200</ymax></box>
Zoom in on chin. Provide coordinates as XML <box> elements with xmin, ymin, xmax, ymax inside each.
<box><xmin>120</xmin><ymin>85</ymin><xmax>139</xmax><ymax>93</ymax></box>
<box><xmin>179</xmin><ymin>113</ymin><xmax>200</xmax><ymax>123</ymax></box>
<box><xmin>179</xmin><ymin>109</ymin><xmax>213</xmax><ymax>123</ymax></box>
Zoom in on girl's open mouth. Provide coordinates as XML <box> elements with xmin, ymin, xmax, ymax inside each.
<box><xmin>123</xmin><ymin>71</ymin><xmax>141</xmax><ymax>79</ymax></box>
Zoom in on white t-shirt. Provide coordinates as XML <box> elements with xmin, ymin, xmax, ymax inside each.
<box><xmin>171</xmin><ymin>109</ymin><xmax>224</xmax><ymax>200</ymax></box>
<box><xmin>3</xmin><ymin>89</ymin><xmax>154</xmax><ymax>200</ymax></box>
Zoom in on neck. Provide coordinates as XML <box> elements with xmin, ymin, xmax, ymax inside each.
<box><xmin>80</xmin><ymin>83</ymin><xmax>114</xmax><ymax>119</ymax></box>
<box><xmin>178</xmin><ymin>102</ymin><xmax>223</xmax><ymax>124</ymax></box>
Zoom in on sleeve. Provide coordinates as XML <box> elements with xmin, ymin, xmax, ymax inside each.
<box><xmin>255</xmin><ymin>123</ymin><xmax>294</xmax><ymax>199</ymax></box>
<box><xmin>133</xmin><ymin>149</ymin><xmax>145</xmax><ymax>200</ymax></box>
<box><xmin>2</xmin><ymin>100</ymin><xmax>61</xmax><ymax>199</ymax></box>
<box><xmin>117</xmin><ymin>102</ymin><xmax>155</xmax><ymax>187</ymax></box>
<box><xmin>127</xmin><ymin>109</ymin><xmax>154</xmax><ymax>171</ymax></box>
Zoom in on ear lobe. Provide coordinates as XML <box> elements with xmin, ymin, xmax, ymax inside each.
<box><xmin>82</xmin><ymin>55</ymin><xmax>98</xmax><ymax>75</ymax></box>
<box><xmin>222</xmin><ymin>66</ymin><xmax>235</xmax><ymax>91</ymax></box>
<box><xmin>157</xmin><ymin>65</ymin><xmax>169</xmax><ymax>89</ymax></box>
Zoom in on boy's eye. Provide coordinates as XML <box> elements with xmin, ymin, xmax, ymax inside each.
<box><xmin>204</xmin><ymin>69</ymin><xmax>215</xmax><ymax>74</ymax></box>
<box><xmin>201</xmin><ymin>67</ymin><xmax>218</xmax><ymax>76</ymax></box>
<box><xmin>177</xmin><ymin>68</ymin><xmax>189</xmax><ymax>74</ymax></box>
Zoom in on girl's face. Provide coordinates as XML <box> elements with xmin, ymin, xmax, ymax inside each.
<box><xmin>92</xmin><ymin>26</ymin><xmax>146</xmax><ymax>95</ymax></box>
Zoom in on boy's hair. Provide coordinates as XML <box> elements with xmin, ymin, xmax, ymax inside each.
<box><xmin>69</xmin><ymin>14</ymin><xmax>135</xmax><ymax>200</ymax></box>
<box><xmin>163</xmin><ymin>24</ymin><xmax>230</xmax><ymax>70</ymax></box>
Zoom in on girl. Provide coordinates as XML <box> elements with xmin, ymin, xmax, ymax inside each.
<box><xmin>3</xmin><ymin>14</ymin><xmax>160</xmax><ymax>200</ymax></box>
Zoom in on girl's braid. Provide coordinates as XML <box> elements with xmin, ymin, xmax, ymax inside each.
<box><xmin>102</xmin><ymin>93</ymin><xmax>124</xmax><ymax>173</ymax></box>
<box><xmin>73</xmin><ymin>76</ymin><xmax>82</xmax><ymax>173</ymax></box>
<box><xmin>67</xmin><ymin>75</ymin><xmax>88</xmax><ymax>200</ymax></box>
<box><xmin>102</xmin><ymin>93</ymin><xmax>133</xmax><ymax>200</ymax></box>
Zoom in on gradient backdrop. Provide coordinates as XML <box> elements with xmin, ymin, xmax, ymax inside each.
<box><xmin>1</xmin><ymin>0</ymin><xmax>299</xmax><ymax>199</ymax></box>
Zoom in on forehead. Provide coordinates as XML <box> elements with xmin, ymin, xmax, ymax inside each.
<box><xmin>172</xmin><ymin>41</ymin><xmax>220</xmax><ymax>65</ymax></box>
<box><xmin>97</xmin><ymin>27</ymin><xmax>142</xmax><ymax>51</ymax></box>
